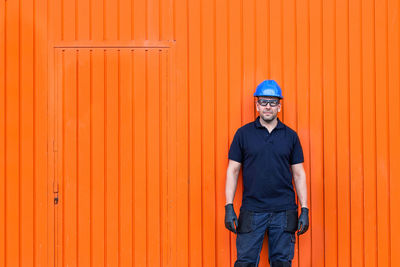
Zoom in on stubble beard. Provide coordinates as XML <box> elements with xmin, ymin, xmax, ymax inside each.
<box><xmin>260</xmin><ymin>113</ymin><xmax>277</xmax><ymax>123</ymax></box>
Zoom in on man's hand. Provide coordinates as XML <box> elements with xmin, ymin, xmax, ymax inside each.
<box><xmin>297</xmin><ymin>207</ymin><xmax>309</xmax><ymax>235</ymax></box>
<box><xmin>225</xmin><ymin>204</ymin><xmax>238</xmax><ymax>234</ymax></box>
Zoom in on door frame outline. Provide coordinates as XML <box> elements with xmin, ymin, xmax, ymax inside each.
<box><xmin>49</xmin><ymin>43</ymin><xmax>177</xmax><ymax>267</ymax></box>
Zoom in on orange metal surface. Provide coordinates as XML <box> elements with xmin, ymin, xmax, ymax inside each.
<box><xmin>0</xmin><ymin>0</ymin><xmax>400</xmax><ymax>266</ymax></box>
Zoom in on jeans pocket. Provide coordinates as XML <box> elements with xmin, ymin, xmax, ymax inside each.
<box><xmin>289</xmin><ymin>233</ymin><xmax>296</xmax><ymax>260</ymax></box>
<box><xmin>237</xmin><ymin>210</ymin><xmax>254</xmax><ymax>234</ymax></box>
<box><xmin>284</xmin><ymin>209</ymin><xmax>298</xmax><ymax>233</ymax></box>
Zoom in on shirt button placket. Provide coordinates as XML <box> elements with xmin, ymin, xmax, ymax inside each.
<box><xmin>265</xmin><ymin>130</ymin><xmax>270</xmax><ymax>143</ymax></box>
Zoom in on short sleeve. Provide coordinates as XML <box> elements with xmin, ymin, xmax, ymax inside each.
<box><xmin>290</xmin><ymin>133</ymin><xmax>304</xmax><ymax>165</ymax></box>
<box><xmin>228</xmin><ymin>129</ymin><xmax>243</xmax><ymax>163</ymax></box>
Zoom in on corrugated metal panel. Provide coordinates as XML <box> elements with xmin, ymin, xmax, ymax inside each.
<box><xmin>52</xmin><ymin>0</ymin><xmax>173</xmax><ymax>41</ymax></box>
<box><xmin>1</xmin><ymin>0</ymin><xmax>400</xmax><ymax>266</ymax></box>
<box><xmin>172</xmin><ymin>0</ymin><xmax>400</xmax><ymax>266</ymax></box>
<box><xmin>0</xmin><ymin>0</ymin><xmax>5</xmax><ymax>265</ymax></box>
<box><xmin>0</xmin><ymin>0</ymin><xmax>49</xmax><ymax>266</ymax></box>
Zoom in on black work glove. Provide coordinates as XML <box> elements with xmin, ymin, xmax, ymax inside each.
<box><xmin>297</xmin><ymin>207</ymin><xmax>309</xmax><ymax>235</ymax></box>
<box><xmin>224</xmin><ymin>204</ymin><xmax>238</xmax><ymax>234</ymax></box>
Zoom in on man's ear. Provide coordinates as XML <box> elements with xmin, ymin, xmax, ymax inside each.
<box><xmin>255</xmin><ymin>101</ymin><xmax>260</xmax><ymax>112</ymax></box>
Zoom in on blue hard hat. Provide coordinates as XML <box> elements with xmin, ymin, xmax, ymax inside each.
<box><xmin>253</xmin><ymin>80</ymin><xmax>283</xmax><ymax>99</ymax></box>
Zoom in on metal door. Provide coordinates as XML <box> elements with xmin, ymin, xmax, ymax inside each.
<box><xmin>52</xmin><ymin>47</ymin><xmax>175</xmax><ymax>267</ymax></box>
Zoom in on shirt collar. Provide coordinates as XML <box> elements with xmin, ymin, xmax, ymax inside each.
<box><xmin>254</xmin><ymin>116</ymin><xmax>285</xmax><ymax>130</ymax></box>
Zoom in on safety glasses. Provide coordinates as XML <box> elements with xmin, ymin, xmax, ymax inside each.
<box><xmin>257</xmin><ymin>99</ymin><xmax>280</xmax><ymax>107</ymax></box>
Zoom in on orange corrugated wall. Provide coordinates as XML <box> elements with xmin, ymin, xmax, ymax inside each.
<box><xmin>1</xmin><ymin>0</ymin><xmax>400</xmax><ymax>266</ymax></box>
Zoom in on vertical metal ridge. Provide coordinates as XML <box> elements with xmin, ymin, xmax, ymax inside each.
<box><xmin>321</xmin><ymin>0</ymin><xmax>327</xmax><ymax>265</ymax></box>
<box><xmin>117</xmin><ymin>49</ymin><xmax>121</xmax><ymax>267</ymax></box>
<box><xmin>225</xmin><ymin>0</ymin><xmax>231</xmax><ymax>261</ymax></box>
<box><xmin>239</xmin><ymin>0</ymin><xmax>243</xmax><ymax>125</ymax></box>
<box><xmin>186</xmin><ymin>0</ymin><xmax>191</xmax><ymax>264</ymax></box>
<box><xmin>89</xmin><ymin>49</ymin><xmax>93</xmax><ymax>267</ymax></box>
<box><xmin>168</xmin><ymin>48</ymin><xmax>174</xmax><ymax>265</ymax></box>
<box><xmin>18</xmin><ymin>0</ymin><xmax>22</xmax><ymax>263</ymax></box>
<box><xmin>62</xmin><ymin>50</ymin><xmax>66</xmax><ymax>267</ymax></box>
<box><xmin>2</xmin><ymin>98</ymin><xmax>5</xmax><ymax>267</ymax></box>
<box><xmin>294</xmin><ymin>0</ymin><xmax>298</xmax><ymax>131</ymax></box>
<box><xmin>322</xmin><ymin>0</ymin><xmax>326</xmax><ymax>261</ymax></box>
<box><xmin>212</xmin><ymin>0</ymin><xmax>218</xmax><ymax>265</ymax></box>
<box><xmin>391</xmin><ymin>0</ymin><xmax>400</xmax><ymax>264</ymax></box>
<box><xmin>333</xmin><ymin>0</ymin><xmax>339</xmax><ymax>263</ymax></box>
<box><xmin>199</xmin><ymin>0</ymin><xmax>204</xmax><ymax>264</ymax></box>
<box><xmin>103</xmin><ymin>50</ymin><xmax>107</xmax><ymax>267</ymax></box>
<box><xmin>172</xmin><ymin>0</ymin><xmax>176</xmax><ymax>39</ymax></box>
<box><xmin>75</xmin><ymin>50</ymin><xmax>79</xmax><ymax>267</ymax></box>
<box><xmin>359</xmin><ymin>0</ymin><xmax>366</xmax><ymax>264</ymax></box>
<box><xmin>306</xmin><ymin>0</ymin><xmax>312</xmax><ymax>261</ymax></box>
<box><xmin>61</xmin><ymin>0</ymin><xmax>64</xmax><ymax>40</ymax></box>
<box><xmin>278</xmin><ymin>0</ymin><xmax>284</xmax><ymax>120</ymax></box>
<box><xmin>3</xmin><ymin>25</ymin><xmax>5</xmax><ymax>265</ymax></box>
<box><xmin>385</xmin><ymin>1</ymin><xmax>391</xmax><ymax>263</ymax></box>
<box><xmin>267</xmin><ymin>0</ymin><xmax>270</xmax><ymax>76</ymax></box>
<box><xmin>320</xmin><ymin>0</ymin><xmax>326</xmax><ymax>263</ymax></box>
<box><xmin>371</xmin><ymin>1</ymin><xmax>379</xmax><ymax>264</ymax></box>
<box><xmin>157</xmin><ymin>0</ymin><xmax>162</xmax><ymax>40</ymax></box>
<box><xmin>32</xmin><ymin>0</ymin><xmax>36</xmax><ymax>264</ymax></box>
<box><xmin>346</xmin><ymin>0</ymin><xmax>352</xmax><ymax>264</ymax></box>
<box><xmin>89</xmin><ymin>0</ymin><xmax>92</xmax><ymax>39</ymax></box>
<box><xmin>103</xmin><ymin>0</ymin><xmax>106</xmax><ymax>40</ymax></box>
<box><xmin>75</xmin><ymin>0</ymin><xmax>78</xmax><ymax>40</ymax></box>
<box><xmin>280</xmin><ymin>0</ymin><xmax>284</xmax><ymax>120</ymax></box>
<box><xmin>226</xmin><ymin>0</ymin><xmax>230</xmax><ymax>145</ymax></box>
<box><xmin>158</xmin><ymin>50</ymin><xmax>163</xmax><ymax>267</ymax></box>
<box><xmin>165</xmin><ymin>49</ymin><xmax>173</xmax><ymax>267</ymax></box>
<box><xmin>335</xmin><ymin>0</ymin><xmax>340</xmax><ymax>262</ymax></box>
<box><xmin>158</xmin><ymin>0</ymin><xmax>161</xmax><ymax>40</ymax></box>
<box><xmin>54</xmin><ymin>50</ymin><xmax>58</xmax><ymax>267</ymax></box>
<box><xmin>130</xmin><ymin>0</ymin><xmax>134</xmax><ymax>40</ymax></box>
<box><xmin>117</xmin><ymin>0</ymin><xmax>120</xmax><ymax>39</ymax></box>
<box><xmin>145</xmin><ymin>0</ymin><xmax>148</xmax><ymax>39</ymax></box>
<box><xmin>387</xmin><ymin>1</ymin><xmax>400</xmax><ymax>264</ymax></box>
<box><xmin>131</xmin><ymin>49</ymin><xmax>135</xmax><ymax>267</ymax></box>
<box><xmin>1</xmin><ymin>1</ymin><xmax>5</xmax><ymax>264</ymax></box>
<box><xmin>253</xmin><ymin>0</ymin><xmax>256</xmax><ymax>97</ymax></box>
<box><xmin>145</xmin><ymin>50</ymin><xmax>149</xmax><ymax>267</ymax></box>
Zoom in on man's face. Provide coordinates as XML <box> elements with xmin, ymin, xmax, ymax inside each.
<box><xmin>256</xmin><ymin>96</ymin><xmax>281</xmax><ymax>122</ymax></box>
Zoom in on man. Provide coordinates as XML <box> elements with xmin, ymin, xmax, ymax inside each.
<box><xmin>224</xmin><ymin>80</ymin><xmax>309</xmax><ymax>267</ymax></box>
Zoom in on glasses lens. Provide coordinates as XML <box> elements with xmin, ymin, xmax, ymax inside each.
<box><xmin>258</xmin><ymin>99</ymin><xmax>279</xmax><ymax>107</ymax></box>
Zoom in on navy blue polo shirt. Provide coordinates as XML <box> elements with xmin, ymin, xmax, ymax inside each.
<box><xmin>228</xmin><ymin>117</ymin><xmax>304</xmax><ymax>212</ymax></box>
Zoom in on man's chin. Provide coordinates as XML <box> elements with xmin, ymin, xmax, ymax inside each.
<box><xmin>260</xmin><ymin>115</ymin><xmax>275</xmax><ymax>123</ymax></box>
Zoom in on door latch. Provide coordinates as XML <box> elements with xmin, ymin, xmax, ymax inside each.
<box><xmin>53</xmin><ymin>182</ymin><xmax>59</xmax><ymax>205</ymax></box>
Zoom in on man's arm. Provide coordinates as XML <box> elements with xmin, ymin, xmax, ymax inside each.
<box><xmin>291</xmin><ymin>163</ymin><xmax>308</xmax><ymax>208</ymax></box>
<box><xmin>224</xmin><ymin>159</ymin><xmax>242</xmax><ymax>233</ymax></box>
<box><xmin>225</xmin><ymin>160</ymin><xmax>242</xmax><ymax>204</ymax></box>
<box><xmin>292</xmin><ymin>163</ymin><xmax>309</xmax><ymax>235</ymax></box>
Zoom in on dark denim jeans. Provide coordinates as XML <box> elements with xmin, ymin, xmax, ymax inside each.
<box><xmin>234</xmin><ymin>210</ymin><xmax>296</xmax><ymax>267</ymax></box>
